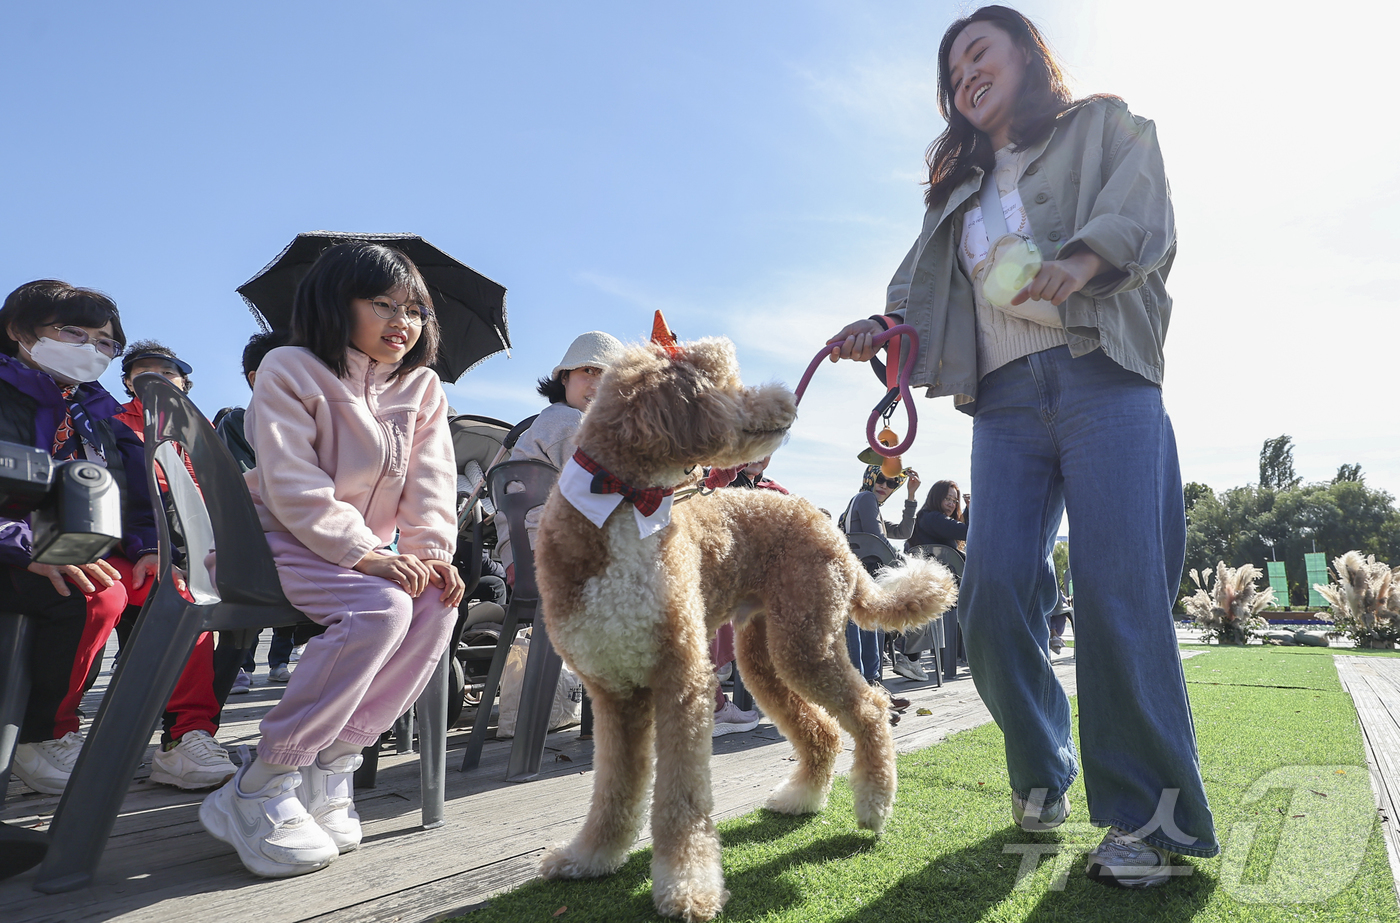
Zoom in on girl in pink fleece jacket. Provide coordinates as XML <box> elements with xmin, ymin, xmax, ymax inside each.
<box><xmin>200</xmin><ymin>242</ymin><xmax>464</xmax><ymax>878</ymax></box>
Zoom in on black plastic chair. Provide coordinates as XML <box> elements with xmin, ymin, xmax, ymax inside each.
<box><xmin>29</xmin><ymin>375</ymin><xmax>449</xmax><ymax>893</ymax></box>
<box><xmin>0</xmin><ymin>613</ymin><xmax>46</xmax><ymax>879</ymax></box>
<box><xmin>459</xmin><ymin>459</ymin><xmax>562</xmax><ymax>781</ymax></box>
<box><xmin>908</xmin><ymin>543</ymin><xmax>965</xmax><ymax>681</ymax></box>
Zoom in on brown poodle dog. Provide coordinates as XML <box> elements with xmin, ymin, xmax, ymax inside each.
<box><xmin>534</xmin><ymin>337</ymin><xmax>957</xmax><ymax>922</ymax></box>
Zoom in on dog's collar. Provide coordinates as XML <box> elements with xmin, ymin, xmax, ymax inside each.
<box><xmin>560</xmin><ymin>449</ymin><xmax>675</xmax><ymax>537</ymax></box>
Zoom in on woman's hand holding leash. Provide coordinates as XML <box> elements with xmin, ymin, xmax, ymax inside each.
<box><xmin>825</xmin><ymin>318</ymin><xmax>886</xmax><ymax>363</ymax></box>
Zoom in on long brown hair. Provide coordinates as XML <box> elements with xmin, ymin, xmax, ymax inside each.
<box><xmin>924</xmin><ymin>6</ymin><xmax>1097</xmax><ymax>209</ymax></box>
<box><xmin>920</xmin><ymin>479</ymin><xmax>964</xmax><ymax>522</ymax></box>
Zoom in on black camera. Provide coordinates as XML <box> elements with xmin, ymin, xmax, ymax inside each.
<box><xmin>0</xmin><ymin>440</ymin><xmax>122</xmax><ymax>566</ymax></box>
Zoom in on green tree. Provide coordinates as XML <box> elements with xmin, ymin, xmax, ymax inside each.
<box><xmin>1259</xmin><ymin>434</ymin><xmax>1301</xmax><ymax>490</ymax></box>
<box><xmin>1183</xmin><ymin>481</ymin><xmax>1214</xmax><ymax>514</ymax></box>
<box><xmin>1183</xmin><ymin>478</ymin><xmax>1400</xmax><ymax>607</ymax></box>
<box><xmin>1334</xmin><ymin>463</ymin><xmax>1364</xmax><ymax>484</ymax></box>
<box><xmin>1052</xmin><ymin>540</ymin><xmax>1069</xmax><ymax>594</ymax></box>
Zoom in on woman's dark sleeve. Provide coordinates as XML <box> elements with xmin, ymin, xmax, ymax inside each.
<box><xmin>912</xmin><ymin>510</ymin><xmax>967</xmax><ymax>545</ymax></box>
<box><xmin>112</xmin><ymin>422</ymin><xmax>159</xmax><ymax>561</ymax></box>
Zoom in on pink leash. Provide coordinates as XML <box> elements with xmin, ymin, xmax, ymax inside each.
<box><xmin>793</xmin><ymin>324</ymin><xmax>920</xmax><ymax>458</ymax></box>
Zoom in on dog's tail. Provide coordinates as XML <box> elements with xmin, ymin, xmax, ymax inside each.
<box><xmin>849</xmin><ymin>556</ymin><xmax>959</xmax><ymax>632</ymax></box>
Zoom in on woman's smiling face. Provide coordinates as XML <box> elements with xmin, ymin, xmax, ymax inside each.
<box><xmin>946</xmin><ymin>20</ymin><xmax>1029</xmax><ymax>150</ymax></box>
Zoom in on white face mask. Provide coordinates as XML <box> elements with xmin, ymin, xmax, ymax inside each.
<box><xmin>23</xmin><ymin>337</ymin><xmax>113</xmax><ymax>383</ymax></box>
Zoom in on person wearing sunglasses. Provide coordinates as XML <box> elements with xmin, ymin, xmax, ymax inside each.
<box><xmin>0</xmin><ymin>279</ymin><xmax>159</xmax><ymax>796</ymax></box>
<box><xmin>838</xmin><ymin>463</ymin><xmax>921</xmax><ymax>709</ymax></box>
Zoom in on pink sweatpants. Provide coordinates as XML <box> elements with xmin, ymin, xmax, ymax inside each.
<box><xmin>257</xmin><ymin>532</ymin><xmax>456</xmax><ymax>766</ymax></box>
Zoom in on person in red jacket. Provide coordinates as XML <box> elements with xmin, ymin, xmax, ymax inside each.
<box><xmin>113</xmin><ymin>340</ymin><xmax>237</xmax><ymax>790</ymax></box>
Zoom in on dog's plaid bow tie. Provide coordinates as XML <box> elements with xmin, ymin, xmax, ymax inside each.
<box><xmin>572</xmin><ymin>448</ymin><xmax>674</xmax><ymax>517</ymax></box>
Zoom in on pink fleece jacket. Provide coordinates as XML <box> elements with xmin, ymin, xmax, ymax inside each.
<box><xmin>244</xmin><ymin>346</ymin><xmax>456</xmax><ymax>569</ymax></box>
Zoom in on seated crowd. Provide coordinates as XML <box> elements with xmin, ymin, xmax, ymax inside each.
<box><xmin>0</xmin><ymin>246</ymin><xmax>956</xmax><ymax>879</ymax></box>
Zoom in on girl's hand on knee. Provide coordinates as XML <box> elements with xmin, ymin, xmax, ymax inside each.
<box><xmin>426</xmin><ymin>560</ymin><xmax>465</xmax><ymax>609</ymax></box>
<box><xmin>354</xmin><ymin>551</ymin><xmax>432</xmax><ymax>597</ymax></box>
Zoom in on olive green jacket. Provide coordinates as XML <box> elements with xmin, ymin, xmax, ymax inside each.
<box><xmin>886</xmin><ymin>98</ymin><xmax>1175</xmax><ymax>413</ymax></box>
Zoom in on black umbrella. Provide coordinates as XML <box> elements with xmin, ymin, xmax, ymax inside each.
<box><xmin>237</xmin><ymin>231</ymin><xmax>510</xmax><ymax>383</ymax></box>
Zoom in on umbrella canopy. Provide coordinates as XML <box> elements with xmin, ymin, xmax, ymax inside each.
<box><xmin>237</xmin><ymin>231</ymin><xmax>510</xmax><ymax>382</ymax></box>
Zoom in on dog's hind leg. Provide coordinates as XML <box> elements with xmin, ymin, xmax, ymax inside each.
<box><xmin>735</xmin><ymin>616</ymin><xmax>841</xmax><ymax>816</ymax></box>
<box><xmin>648</xmin><ymin>634</ymin><xmax>729</xmax><ymax>922</ymax></box>
<box><xmin>768</xmin><ymin>610</ymin><xmax>898</xmax><ymax>835</ymax></box>
<box><xmin>540</xmin><ymin>684</ymin><xmax>655</xmax><ymax>880</ymax></box>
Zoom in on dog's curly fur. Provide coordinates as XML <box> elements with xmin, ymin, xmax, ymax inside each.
<box><xmin>534</xmin><ymin>337</ymin><xmax>957</xmax><ymax>922</ymax></box>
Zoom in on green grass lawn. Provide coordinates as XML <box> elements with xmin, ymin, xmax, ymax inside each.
<box><xmin>455</xmin><ymin>646</ymin><xmax>1399</xmax><ymax>923</ymax></box>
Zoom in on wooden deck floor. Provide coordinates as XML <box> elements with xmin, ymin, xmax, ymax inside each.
<box><xmin>1</xmin><ymin>640</ymin><xmax>1083</xmax><ymax>923</ymax></box>
<box><xmin>1334</xmin><ymin>655</ymin><xmax>1400</xmax><ymax>906</ymax></box>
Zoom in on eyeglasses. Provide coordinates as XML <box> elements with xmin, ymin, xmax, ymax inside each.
<box><xmin>367</xmin><ymin>297</ymin><xmax>431</xmax><ymax>326</ymax></box>
<box><xmin>50</xmin><ymin>326</ymin><xmax>123</xmax><ymax>359</ymax></box>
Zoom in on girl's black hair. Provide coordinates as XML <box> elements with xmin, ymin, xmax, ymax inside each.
<box><xmin>290</xmin><ymin>241</ymin><xmax>440</xmax><ymax>381</ymax></box>
<box><xmin>535</xmin><ymin>371</ymin><xmax>568</xmax><ymax>404</ymax></box>
<box><xmin>241</xmin><ymin>330</ymin><xmax>290</xmax><ymax>385</ymax></box>
<box><xmin>0</xmin><ymin>279</ymin><xmax>126</xmax><ymax>358</ymax></box>
<box><xmin>925</xmin><ymin>5</ymin><xmax>1111</xmax><ymax>208</ymax></box>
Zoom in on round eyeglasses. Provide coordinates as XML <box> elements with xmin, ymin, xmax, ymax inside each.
<box><xmin>367</xmin><ymin>298</ymin><xmax>431</xmax><ymax>327</ymax></box>
<box><xmin>49</xmin><ymin>325</ymin><xmax>124</xmax><ymax>359</ymax></box>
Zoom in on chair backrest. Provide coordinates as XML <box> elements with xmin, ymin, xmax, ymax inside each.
<box><xmin>486</xmin><ymin>459</ymin><xmax>559</xmax><ymax>602</ymax></box>
<box><xmin>909</xmin><ymin>543</ymin><xmax>965</xmax><ymax>581</ymax></box>
<box><xmin>136</xmin><ymin>374</ymin><xmax>292</xmax><ymax>608</ymax></box>
<box><xmin>847</xmin><ymin>531</ymin><xmax>895</xmax><ymax>574</ymax></box>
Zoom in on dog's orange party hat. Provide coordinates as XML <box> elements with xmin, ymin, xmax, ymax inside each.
<box><xmin>651</xmin><ymin>310</ymin><xmax>681</xmax><ymax>357</ymax></box>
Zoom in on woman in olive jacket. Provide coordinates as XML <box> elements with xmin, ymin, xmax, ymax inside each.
<box><xmin>826</xmin><ymin>5</ymin><xmax>1215</xmax><ymax>888</ymax></box>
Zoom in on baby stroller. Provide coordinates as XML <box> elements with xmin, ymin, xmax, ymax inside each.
<box><xmin>445</xmin><ymin>413</ymin><xmax>537</xmax><ymax>727</ymax></box>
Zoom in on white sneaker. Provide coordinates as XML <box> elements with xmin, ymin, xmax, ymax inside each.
<box><xmin>230</xmin><ymin>671</ymin><xmax>252</xmax><ymax>695</ymax></box>
<box><xmin>199</xmin><ymin>753</ymin><xmax>338</xmax><ymax>878</ymax></box>
<box><xmin>289</xmin><ymin>644</ymin><xmax>306</xmax><ymax>663</ymax></box>
<box><xmin>298</xmin><ymin>753</ymin><xmax>364</xmax><ymax>853</ymax></box>
<box><xmin>151</xmin><ymin>730</ymin><xmax>237</xmax><ymax>790</ymax></box>
<box><xmin>891</xmin><ymin>652</ymin><xmax>929</xmax><ymax>682</ymax></box>
<box><xmin>269</xmin><ymin>664</ymin><xmax>293</xmax><ymax>684</ymax></box>
<box><xmin>1011</xmin><ymin>789</ymin><xmax>1071</xmax><ymax>831</ymax></box>
<box><xmin>712</xmin><ymin>699</ymin><xmax>760</xmax><ymax>737</ymax></box>
<box><xmin>12</xmin><ymin>731</ymin><xmax>85</xmax><ymax>795</ymax></box>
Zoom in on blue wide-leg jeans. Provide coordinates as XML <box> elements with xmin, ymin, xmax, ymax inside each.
<box><xmin>960</xmin><ymin>346</ymin><xmax>1218</xmax><ymax>858</ymax></box>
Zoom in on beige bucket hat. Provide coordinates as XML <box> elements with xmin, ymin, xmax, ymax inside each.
<box><xmin>551</xmin><ymin>331</ymin><xmax>625</xmax><ymax>380</ymax></box>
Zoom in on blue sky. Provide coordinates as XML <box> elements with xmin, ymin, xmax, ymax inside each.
<box><xmin>4</xmin><ymin>2</ymin><xmax>1397</xmax><ymax>546</ymax></box>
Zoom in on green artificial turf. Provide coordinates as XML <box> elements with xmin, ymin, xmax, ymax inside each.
<box><xmin>454</xmin><ymin>647</ymin><xmax>1399</xmax><ymax>923</ymax></box>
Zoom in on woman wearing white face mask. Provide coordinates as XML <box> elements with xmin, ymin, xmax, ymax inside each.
<box><xmin>0</xmin><ymin>279</ymin><xmax>160</xmax><ymax>796</ymax></box>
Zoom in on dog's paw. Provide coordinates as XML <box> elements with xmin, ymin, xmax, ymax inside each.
<box><xmin>540</xmin><ymin>842</ymin><xmax>624</xmax><ymax>880</ymax></box>
<box><xmin>845</xmin><ymin>789</ymin><xmax>890</xmax><ymax>840</ymax></box>
<box><xmin>765</xmin><ymin>775</ymin><xmax>830</xmax><ymax>815</ymax></box>
<box><xmin>653</xmin><ymin>876</ymin><xmax>730</xmax><ymax>923</ymax></box>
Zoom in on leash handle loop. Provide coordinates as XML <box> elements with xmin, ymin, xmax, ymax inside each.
<box><xmin>793</xmin><ymin>324</ymin><xmax>919</xmax><ymax>458</ymax></box>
